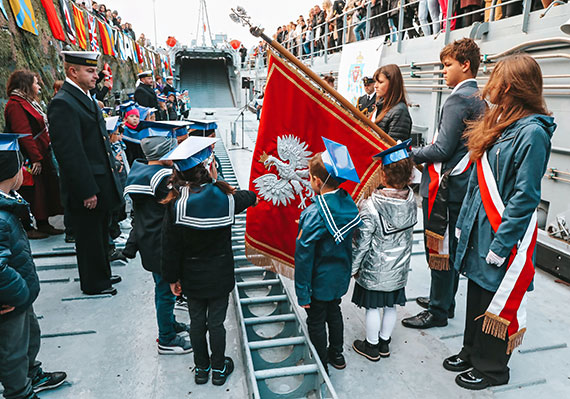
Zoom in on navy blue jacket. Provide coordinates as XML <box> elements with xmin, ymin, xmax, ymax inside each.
<box><xmin>295</xmin><ymin>189</ymin><xmax>361</xmax><ymax>306</ymax></box>
<box><xmin>413</xmin><ymin>80</ymin><xmax>485</xmax><ymax>203</ymax></box>
<box><xmin>455</xmin><ymin>114</ymin><xmax>555</xmax><ymax>292</ymax></box>
<box><xmin>0</xmin><ymin>192</ymin><xmax>39</xmax><ymax>319</ymax></box>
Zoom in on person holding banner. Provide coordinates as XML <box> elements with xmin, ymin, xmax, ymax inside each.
<box><xmin>446</xmin><ymin>54</ymin><xmax>555</xmax><ymax>390</ymax></box>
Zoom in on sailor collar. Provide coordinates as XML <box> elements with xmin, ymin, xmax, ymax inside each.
<box><xmin>314</xmin><ymin>189</ymin><xmax>361</xmax><ymax>244</ymax></box>
<box><xmin>174</xmin><ymin>184</ymin><xmax>235</xmax><ymax>230</ymax></box>
<box><xmin>124</xmin><ymin>161</ymin><xmax>172</xmax><ymax>197</ymax></box>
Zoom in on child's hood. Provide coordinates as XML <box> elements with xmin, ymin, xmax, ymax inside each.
<box><xmin>369</xmin><ymin>188</ymin><xmax>417</xmax><ymax>231</ymax></box>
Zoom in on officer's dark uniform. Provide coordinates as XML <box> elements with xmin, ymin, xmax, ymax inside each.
<box><xmin>134</xmin><ymin>83</ymin><xmax>159</xmax><ymax>109</ymax></box>
<box><xmin>48</xmin><ymin>81</ymin><xmax>123</xmax><ymax>294</ymax></box>
<box><xmin>357</xmin><ymin>92</ymin><xmax>376</xmax><ymax>117</ymax></box>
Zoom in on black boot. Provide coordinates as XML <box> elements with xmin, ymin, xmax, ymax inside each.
<box><xmin>352</xmin><ymin>339</ymin><xmax>380</xmax><ymax>362</ymax></box>
<box><xmin>378</xmin><ymin>337</ymin><xmax>391</xmax><ymax>358</ymax></box>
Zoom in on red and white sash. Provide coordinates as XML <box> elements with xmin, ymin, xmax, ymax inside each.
<box><xmin>476</xmin><ymin>152</ymin><xmax>537</xmax><ymax>354</ymax></box>
<box><xmin>425</xmin><ymin>139</ymin><xmax>471</xmax><ymax>270</ymax></box>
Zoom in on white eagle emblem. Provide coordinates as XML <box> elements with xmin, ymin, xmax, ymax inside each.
<box><xmin>254</xmin><ymin>135</ymin><xmax>314</xmax><ymax>209</ymax></box>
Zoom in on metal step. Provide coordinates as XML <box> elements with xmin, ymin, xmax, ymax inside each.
<box><xmin>214</xmin><ymin>140</ymin><xmax>337</xmax><ymax>399</ymax></box>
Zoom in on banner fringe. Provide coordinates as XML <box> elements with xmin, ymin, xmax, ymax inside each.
<box><xmin>480</xmin><ymin>311</ymin><xmax>510</xmax><ymax>341</ymax></box>
<box><xmin>425</xmin><ymin>229</ymin><xmax>444</xmax><ymax>252</ymax></box>
<box><xmin>507</xmin><ymin>328</ymin><xmax>526</xmax><ymax>354</ymax></box>
<box><xmin>357</xmin><ymin>168</ymin><xmax>383</xmax><ymax>201</ymax></box>
<box><xmin>245</xmin><ymin>243</ymin><xmax>295</xmax><ymax>280</ymax></box>
<box><xmin>428</xmin><ymin>254</ymin><xmax>449</xmax><ymax>270</ymax></box>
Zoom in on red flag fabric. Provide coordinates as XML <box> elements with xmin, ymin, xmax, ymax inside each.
<box><xmin>98</xmin><ymin>18</ymin><xmax>115</xmax><ymax>56</ymax></box>
<box><xmin>40</xmin><ymin>0</ymin><xmax>65</xmax><ymax>41</ymax></box>
<box><xmin>135</xmin><ymin>42</ymin><xmax>144</xmax><ymax>64</ymax></box>
<box><xmin>245</xmin><ymin>52</ymin><xmax>390</xmax><ymax>276</ymax></box>
<box><xmin>71</xmin><ymin>2</ymin><xmax>87</xmax><ymax>49</ymax></box>
<box><xmin>87</xmin><ymin>13</ymin><xmax>99</xmax><ymax>51</ymax></box>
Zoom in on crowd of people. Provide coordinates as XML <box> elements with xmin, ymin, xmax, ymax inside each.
<box><xmin>0</xmin><ymin>32</ymin><xmax>556</xmax><ymax>399</ymax></box>
<box><xmin>73</xmin><ymin>0</ymin><xmax>150</xmax><ymax>47</ymax></box>
<box><xmin>269</xmin><ymin>0</ymin><xmax>563</xmax><ymax>56</ymax></box>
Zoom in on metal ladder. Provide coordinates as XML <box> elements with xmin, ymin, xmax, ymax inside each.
<box><xmin>215</xmin><ymin>141</ymin><xmax>338</xmax><ymax>399</ymax></box>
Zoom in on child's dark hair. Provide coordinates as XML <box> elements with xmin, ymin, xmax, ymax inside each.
<box><xmin>381</xmin><ymin>158</ymin><xmax>414</xmax><ymax>189</ymax></box>
<box><xmin>440</xmin><ymin>38</ymin><xmax>481</xmax><ymax>77</ymax></box>
<box><xmin>162</xmin><ymin>163</ymin><xmax>235</xmax><ymax>204</ymax></box>
<box><xmin>309</xmin><ymin>153</ymin><xmax>340</xmax><ymax>189</ymax></box>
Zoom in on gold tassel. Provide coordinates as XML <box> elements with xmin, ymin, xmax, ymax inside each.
<box><xmin>425</xmin><ymin>229</ymin><xmax>444</xmax><ymax>252</ymax></box>
<box><xmin>356</xmin><ymin>167</ymin><xmax>383</xmax><ymax>202</ymax></box>
<box><xmin>480</xmin><ymin>312</ymin><xmax>510</xmax><ymax>340</ymax></box>
<box><xmin>428</xmin><ymin>254</ymin><xmax>449</xmax><ymax>270</ymax></box>
<box><xmin>507</xmin><ymin>328</ymin><xmax>526</xmax><ymax>354</ymax></box>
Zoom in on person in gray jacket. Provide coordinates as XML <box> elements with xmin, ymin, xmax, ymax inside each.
<box><xmin>351</xmin><ymin>140</ymin><xmax>417</xmax><ymax>361</ymax></box>
<box><xmin>372</xmin><ymin>64</ymin><xmax>412</xmax><ymax>142</ymax></box>
<box><xmin>402</xmin><ymin>38</ymin><xmax>485</xmax><ymax>329</ymax></box>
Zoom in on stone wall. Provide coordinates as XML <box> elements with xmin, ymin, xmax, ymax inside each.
<box><xmin>0</xmin><ymin>0</ymin><xmax>148</xmax><ymax>127</ymax></box>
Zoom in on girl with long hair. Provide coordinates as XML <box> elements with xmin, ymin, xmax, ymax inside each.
<box><xmin>161</xmin><ymin>138</ymin><xmax>257</xmax><ymax>386</ymax></box>
<box><xmin>373</xmin><ymin>64</ymin><xmax>412</xmax><ymax>142</ymax></box>
<box><xmin>448</xmin><ymin>54</ymin><xmax>556</xmax><ymax>390</ymax></box>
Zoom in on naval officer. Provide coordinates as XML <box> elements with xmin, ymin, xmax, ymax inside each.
<box><xmin>134</xmin><ymin>70</ymin><xmax>160</xmax><ymax>117</ymax></box>
<box><xmin>48</xmin><ymin>51</ymin><xmax>123</xmax><ymax>296</ymax></box>
<box><xmin>356</xmin><ymin>77</ymin><xmax>377</xmax><ymax>117</ymax></box>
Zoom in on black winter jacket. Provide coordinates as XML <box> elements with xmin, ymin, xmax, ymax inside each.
<box><xmin>375</xmin><ymin>101</ymin><xmax>412</xmax><ymax>142</ymax></box>
<box><xmin>161</xmin><ymin>189</ymin><xmax>256</xmax><ymax>299</ymax></box>
<box><xmin>0</xmin><ymin>192</ymin><xmax>39</xmax><ymax>319</ymax></box>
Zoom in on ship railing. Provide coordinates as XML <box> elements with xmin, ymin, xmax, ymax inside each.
<box><xmin>242</xmin><ymin>0</ymin><xmax>556</xmax><ymax>69</ymax></box>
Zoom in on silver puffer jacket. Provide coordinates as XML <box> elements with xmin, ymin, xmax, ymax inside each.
<box><xmin>352</xmin><ymin>187</ymin><xmax>417</xmax><ymax>292</ymax></box>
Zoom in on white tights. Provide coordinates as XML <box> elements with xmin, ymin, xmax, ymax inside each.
<box><xmin>365</xmin><ymin>306</ymin><xmax>397</xmax><ymax>344</ymax></box>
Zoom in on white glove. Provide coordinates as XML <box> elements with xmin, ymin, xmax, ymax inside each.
<box><xmin>455</xmin><ymin>228</ymin><xmax>461</xmax><ymax>239</ymax></box>
<box><xmin>486</xmin><ymin>250</ymin><xmax>506</xmax><ymax>267</ymax></box>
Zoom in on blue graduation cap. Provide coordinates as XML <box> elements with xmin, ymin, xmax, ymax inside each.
<box><xmin>161</xmin><ymin>136</ymin><xmax>218</xmax><ymax>172</ymax></box>
<box><xmin>119</xmin><ymin>100</ymin><xmax>136</xmax><ymax>111</ymax></box>
<box><xmin>137</xmin><ymin>120</ymin><xmax>191</xmax><ymax>139</ymax></box>
<box><xmin>157</xmin><ymin>94</ymin><xmax>167</xmax><ymax>103</ymax></box>
<box><xmin>321</xmin><ymin>137</ymin><xmax>360</xmax><ymax>184</ymax></box>
<box><xmin>372</xmin><ymin>139</ymin><xmax>412</xmax><ymax>165</ymax></box>
<box><xmin>188</xmin><ymin>119</ymin><xmax>218</xmax><ymax>137</ymax></box>
<box><xmin>0</xmin><ymin>133</ymin><xmax>29</xmax><ymax>151</ymax></box>
<box><xmin>105</xmin><ymin>116</ymin><xmax>120</xmax><ymax>133</ymax></box>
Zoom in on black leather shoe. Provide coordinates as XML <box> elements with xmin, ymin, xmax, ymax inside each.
<box><xmin>443</xmin><ymin>354</ymin><xmax>472</xmax><ymax>372</ymax></box>
<box><xmin>401</xmin><ymin>310</ymin><xmax>447</xmax><ymax>329</ymax></box>
<box><xmin>416</xmin><ymin>297</ymin><xmax>455</xmax><ymax>318</ymax></box>
<box><xmin>328</xmin><ymin>349</ymin><xmax>346</xmax><ymax>369</ymax></box>
<box><xmin>110</xmin><ymin>275</ymin><xmax>122</xmax><ymax>285</ymax></box>
<box><xmin>455</xmin><ymin>369</ymin><xmax>501</xmax><ymax>390</ymax></box>
<box><xmin>84</xmin><ymin>287</ymin><xmax>117</xmax><ymax>296</ymax></box>
<box><xmin>416</xmin><ymin>296</ymin><xmax>429</xmax><ymax>309</ymax></box>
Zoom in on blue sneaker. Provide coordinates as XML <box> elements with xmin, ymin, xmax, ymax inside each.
<box><xmin>212</xmin><ymin>357</ymin><xmax>234</xmax><ymax>386</ymax></box>
<box><xmin>157</xmin><ymin>335</ymin><xmax>193</xmax><ymax>355</ymax></box>
<box><xmin>32</xmin><ymin>370</ymin><xmax>67</xmax><ymax>392</ymax></box>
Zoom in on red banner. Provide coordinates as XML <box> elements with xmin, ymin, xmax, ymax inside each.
<box><xmin>245</xmin><ymin>52</ymin><xmax>390</xmax><ymax>276</ymax></box>
<box><xmin>71</xmin><ymin>2</ymin><xmax>87</xmax><ymax>49</ymax></box>
<box><xmin>40</xmin><ymin>0</ymin><xmax>66</xmax><ymax>41</ymax></box>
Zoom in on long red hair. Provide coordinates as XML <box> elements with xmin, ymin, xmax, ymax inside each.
<box><xmin>465</xmin><ymin>54</ymin><xmax>549</xmax><ymax>160</ymax></box>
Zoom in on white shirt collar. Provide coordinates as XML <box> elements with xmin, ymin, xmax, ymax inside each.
<box><xmin>65</xmin><ymin>77</ymin><xmax>92</xmax><ymax>98</ymax></box>
<box><xmin>450</xmin><ymin>78</ymin><xmax>477</xmax><ymax>96</ymax></box>
<box><xmin>322</xmin><ymin>188</ymin><xmax>339</xmax><ymax>196</ymax></box>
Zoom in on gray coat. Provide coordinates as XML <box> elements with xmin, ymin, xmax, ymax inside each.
<box><xmin>352</xmin><ymin>188</ymin><xmax>417</xmax><ymax>292</ymax></box>
<box><xmin>375</xmin><ymin>101</ymin><xmax>412</xmax><ymax>142</ymax></box>
<box><xmin>413</xmin><ymin>80</ymin><xmax>485</xmax><ymax>203</ymax></box>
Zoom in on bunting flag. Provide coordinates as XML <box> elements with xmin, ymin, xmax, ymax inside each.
<box><xmin>60</xmin><ymin>0</ymin><xmax>76</xmax><ymax>44</ymax></box>
<box><xmin>244</xmin><ymin>52</ymin><xmax>390</xmax><ymax>277</ymax></box>
<box><xmin>98</xmin><ymin>18</ymin><xmax>115</xmax><ymax>56</ymax></box>
<box><xmin>40</xmin><ymin>0</ymin><xmax>66</xmax><ymax>41</ymax></box>
<box><xmin>1</xmin><ymin>1</ymin><xmax>8</xmax><ymax>19</ymax></box>
<box><xmin>87</xmin><ymin>12</ymin><xmax>98</xmax><ymax>51</ymax></box>
<box><xmin>113</xmin><ymin>28</ymin><xmax>126</xmax><ymax>60</ymax></box>
<box><xmin>135</xmin><ymin>41</ymin><xmax>144</xmax><ymax>64</ymax></box>
<box><xmin>71</xmin><ymin>2</ymin><xmax>87</xmax><ymax>49</ymax></box>
<box><xmin>8</xmin><ymin>0</ymin><xmax>38</xmax><ymax>35</ymax></box>
<box><xmin>123</xmin><ymin>35</ymin><xmax>133</xmax><ymax>61</ymax></box>
<box><xmin>148</xmin><ymin>50</ymin><xmax>156</xmax><ymax>72</ymax></box>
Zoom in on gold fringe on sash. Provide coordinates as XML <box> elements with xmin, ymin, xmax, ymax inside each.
<box><xmin>428</xmin><ymin>254</ymin><xmax>449</xmax><ymax>270</ymax></box>
<box><xmin>507</xmin><ymin>328</ymin><xmax>526</xmax><ymax>355</ymax></box>
<box><xmin>425</xmin><ymin>229</ymin><xmax>444</xmax><ymax>252</ymax></box>
<box><xmin>356</xmin><ymin>168</ymin><xmax>384</xmax><ymax>202</ymax></box>
<box><xmin>477</xmin><ymin>312</ymin><xmax>526</xmax><ymax>354</ymax></box>
<box><xmin>245</xmin><ymin>242</ymin><xmax>296</xmax><ymax>280</ymax></box>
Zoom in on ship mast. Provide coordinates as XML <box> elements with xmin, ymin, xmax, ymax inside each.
<box><xmin>195</xmin><ymin>0</ymin><xmax>215</xmax><ymax>48</ymax></box>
